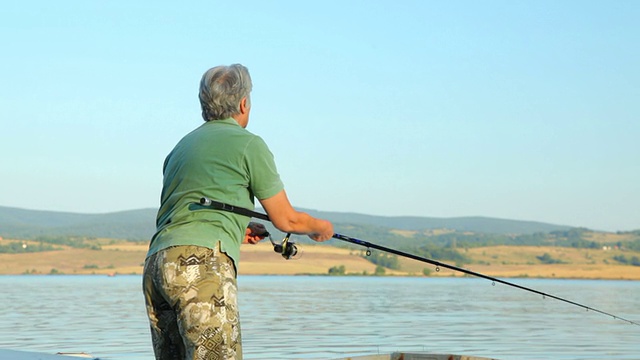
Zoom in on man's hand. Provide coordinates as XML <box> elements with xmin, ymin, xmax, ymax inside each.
<box><xmin>308</xmin><ymin>219</ymin><xmax>334</xmax><ymax>242</ymax></box>
<box><xmin>243</xmin><ymin>222</ymin><xmax>269</xmax><ymax>244</ymax></box>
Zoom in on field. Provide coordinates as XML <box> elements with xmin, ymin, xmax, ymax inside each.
<box><xmin>398</xmin><ymin>245</ymin><xmax>640</xmax><ymax>280</ymax></box>
<box><xmin>1</xmin><ymin>237</ymin><xmax>639</xmax><ymax>279</ymax></box>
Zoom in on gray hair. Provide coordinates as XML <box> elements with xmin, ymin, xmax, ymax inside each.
<box><xmin>199</xmin><ymin>64</ymin><xmax>253</xmax><ymax>121</ymax></box>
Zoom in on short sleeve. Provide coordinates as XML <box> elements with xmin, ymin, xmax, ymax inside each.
<box><xmin>244</xmin><ymin>135</ymin><xmax>285</xmax><ymax>200</ymax></box>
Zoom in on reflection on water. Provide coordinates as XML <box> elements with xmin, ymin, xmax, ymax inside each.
<box><xmin>0</xmin><ymin>275</ymin><xmax>638</xmax><ymax>359</ymax></box>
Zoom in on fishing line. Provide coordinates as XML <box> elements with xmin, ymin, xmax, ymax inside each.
<box><xmin>198</xmin><ymin>197</ymin><xmax>639</xmax><ymax>326</ymax></box>
<box><xmin>333</xmin><ymin>233</ymin><xmax>639</xmax><ymax>326</ymax></box>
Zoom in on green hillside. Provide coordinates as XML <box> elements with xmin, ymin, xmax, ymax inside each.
<box><xmin>2</xmin><ymin>206</ymin><xmax>639</xmax><ymax>274</ymax></box>
<box><xmin>0</xmin><ymin>205</ymin><xmax>575</xmax><ymax>241</ymax></box>
<box><xmin>3</xmin><ymin>205</ymin><xmax>639</xmax><ymax>256</ymax></box>
<box><xmin>0</xmin><ymin>206</ymin><xmax>156</xmax><ymax>240</ymax></box>
<box><xmin>303</xmin><ymin>210</ymin><xmax>572</xmax><ymax>234</ymax></box>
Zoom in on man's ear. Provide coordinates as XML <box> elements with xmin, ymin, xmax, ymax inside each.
<box><xmin>239</xmin><ymin>97</ymin><xmax>249</xmax><ymax>114</ymax></box>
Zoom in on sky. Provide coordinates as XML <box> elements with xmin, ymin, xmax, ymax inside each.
<box><xmin>1</xmin><ymin>1</ymin><xmax>638</xmax><ymax>232</ymax></box>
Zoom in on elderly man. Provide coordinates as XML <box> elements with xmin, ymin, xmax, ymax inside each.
<box><xmin>143</xmin><ymin>64</ymin><xmax>334</xmax><ymax>360</ymax></box>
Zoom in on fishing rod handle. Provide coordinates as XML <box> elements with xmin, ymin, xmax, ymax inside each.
<box><xmin>199</xmin><ymin>197</ymin><xmax>270</xmax><ymax>221</ymax></box>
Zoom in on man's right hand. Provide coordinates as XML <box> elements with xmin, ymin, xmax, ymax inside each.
<box><xmin>308</xmin><ymin>219</ymin><xmax>334</xmax><ymax>242</ymax></box>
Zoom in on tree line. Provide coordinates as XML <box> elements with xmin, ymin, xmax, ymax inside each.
<box><xmin>0</xmin><ymin>236</ymin><xmax>101</xmax><ymax>253</ymax></box>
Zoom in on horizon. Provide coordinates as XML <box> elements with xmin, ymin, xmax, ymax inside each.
<box><xmin>2</xmin><ymin>1</ymin><xmax>639</xmax><ymax>232</ymax></box>
<box><xmin>1</xmin><ymin>203</ymin><xmax>636</xmax><ymax>233</ymax></box>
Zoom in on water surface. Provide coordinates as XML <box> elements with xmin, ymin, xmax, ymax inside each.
<box><xmin>0</xmin><ymin>275</ymin><xmax>637</xmax><ymax>359</ymax></box>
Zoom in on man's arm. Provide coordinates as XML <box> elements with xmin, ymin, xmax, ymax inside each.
<box><xmin>259</xmin><ymin>189</ymin><xmax>334</xmax><ymax>242</ymax></box>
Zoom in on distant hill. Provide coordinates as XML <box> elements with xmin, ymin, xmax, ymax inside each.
<box><xmin>0</xmin><ymin>207</ymin><xmax>157</xmax><ymax>240</ymax></box>
<box><xmin>302</xmin><ymin>209</ymin><xmax>570</xmax><ymax>235</ymax></box>
<box><xmin>0</xmin><ymin>205</ymin><xmax>573</xmax><ymax>241</ymax></box>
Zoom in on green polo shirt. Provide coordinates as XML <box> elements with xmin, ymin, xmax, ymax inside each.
<box><xmin>147</xmin><ymin>118</ymin><xmax>284</xmax><ymax>268</ymax></box>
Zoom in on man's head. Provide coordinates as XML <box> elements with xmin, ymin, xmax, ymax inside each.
<box><xmin>199</xmin><ymin>64</ymin><xmax>253</xmax><ymax>126</ymax></box>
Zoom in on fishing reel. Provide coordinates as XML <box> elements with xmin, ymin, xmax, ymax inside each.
<box><xmin>268</xmin><ymin>232</ymin><xmax>301</xmax><ymax>260</ymax></box>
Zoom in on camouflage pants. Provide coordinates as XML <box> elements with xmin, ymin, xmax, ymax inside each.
<box><xmin>143</xmin><ymin>244</ymin><xmax>242</xmax><ymax>360</ymax></box>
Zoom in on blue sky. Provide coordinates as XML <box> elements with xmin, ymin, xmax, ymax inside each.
<box><xmin>1</xmin><ymin>1</ymin><xmax>638</xmax><ymax>232</ymax></box>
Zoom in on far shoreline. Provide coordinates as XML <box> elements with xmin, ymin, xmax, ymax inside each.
<box><xmin>1</xmin><ymin>241</ymin><xmax>639</xmax><ymax>280</ymax></box>
<box><xmin>2</xmin><ymin>272</ymin><xmax>639</xmax><ymax>281</ymax></box>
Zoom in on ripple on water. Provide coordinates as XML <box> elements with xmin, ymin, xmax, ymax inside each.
<box><xmin>0</xmin><ymin>275</ymin><xmax>638</xmax><ymax>360</ymax></box>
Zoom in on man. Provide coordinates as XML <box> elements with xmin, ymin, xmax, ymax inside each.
<box><xmin>143</xmin><ymin>64</ymin><xmax>334</xmax><ymax>360</ymax></box>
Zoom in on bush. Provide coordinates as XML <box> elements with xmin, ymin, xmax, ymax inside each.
<box><xmin>537</xmin><ymin>253</ymin><xmax>565</xmax><ymax>264</ymax></box>
<box><xmin>613</xmin><ymin>255</ymin><xmax>640</xmax><ymax>266</ymax></box>
<box><xmin>374</xmin><ymin>266</ymin><xmax>386</xmax><ymax>276</ymax></box>
<box><xmin>363</xmin><ymin>251</ymin><xmax>400</xmax><ymax>270</ymax></box>
<box><xmin>328</xmin><ymin>265</ymin><xmax>346</xmax><ymax>276</ymax></box>
<box><xmin>0</xmin><ymin>242</ymin><xmax>58</xmax><ymax>253</ymax></box>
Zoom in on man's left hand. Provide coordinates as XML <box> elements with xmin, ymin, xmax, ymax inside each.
<box><xmin>243</xmin><ymin>222</ymin><xmax>269</xmax><ymax>244</ymax></box>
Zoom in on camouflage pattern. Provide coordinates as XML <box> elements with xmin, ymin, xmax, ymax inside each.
<box><xmin>143</xmin><ymin>244</ymin><xmax>242</xmax><ymax>360</ymax></box>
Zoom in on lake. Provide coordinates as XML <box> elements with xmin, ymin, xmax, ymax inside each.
<box><xmin>0</xmin><ymin>275</ymin><xmax>638</xmax><ymax>359</ymax></box>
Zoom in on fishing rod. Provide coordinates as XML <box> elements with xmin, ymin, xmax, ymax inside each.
<box><xmin>197</xmin><ymin>198</ymin><xmax>299</xmax><ymax>259</ymax></box>
<box><xmin>199</xmin><ymin>197</ymin><xmax>639</xmax><ymax>326</ymax></box>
